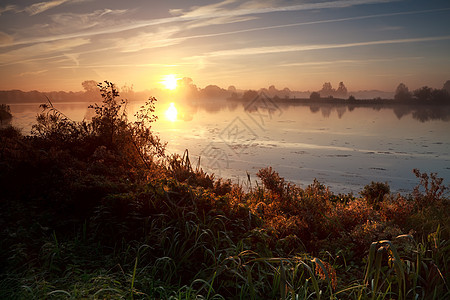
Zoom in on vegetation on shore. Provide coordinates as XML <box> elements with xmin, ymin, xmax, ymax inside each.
<box><xmin>0</xmin><ymin>82</ymin><xmax>448</xmax><ymax>299</ymax></box>
<box><xmin>0</xmin><ymin>104</ymin><xmax>12</xmax><ymax>124</ymax></box>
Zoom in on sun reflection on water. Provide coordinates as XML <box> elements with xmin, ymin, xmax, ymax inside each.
<box><xmin>165</xmin><ymin>102</ymin><xmax>178</xmax><ymax>122</ymax></box>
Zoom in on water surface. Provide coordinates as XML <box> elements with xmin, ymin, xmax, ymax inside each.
<box><xmin>6</xmin><ymin>99</ymin><xmax>450</xmax><ymax>194</ymax></box>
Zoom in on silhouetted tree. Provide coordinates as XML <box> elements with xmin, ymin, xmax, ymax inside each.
<box><xmin>320</xmin><ymin>82</ymin><xmax>334</xmax><ymax>97</ymax></box>
<box><xmin>227</xmin><ymin>85</ymin><xmax>236</xmax><ymax>93</ymax></box>
<box><xmin>200</xmin><ymin>85</ymin><xmax>227</xmax><ymax>99</ymax></box>
<box><xmin>268</xmin><ymin>85</ymin><xmax>277</xmax><ymax>95</ymax></box>
<box><xmin>413</xmin><ymin>86</ymin><xmax>433</xmax><ymax>101</ymax></box>
<box><xmin>242</xmin><ymin>90</ymin><xmax>258</xmax><ymax>101</ymax></box>
<box><xmin>430</xmin><ymin>88</ymin><xmax>450</xmax><ymax>103</ymax></box>
<box><xmin>443</xmin><ymin>80</ymin><xmax>450</xmax><ymax>94</ymax></box>
<box><xmin>178</xmin><ymin>77</ymin><xmax>199</xmax><ymax>99</ymax></box>
<box><xmin>281</xmin><ymin>87</ymin><xmax>291</xmax><ymax>99</ymax></box>
<box><xmin>394</xmin><ymin>83</ymin><xmax>412</xmax><ymax>101</ymax></box>
<box><xmin>336</xmin><ymin>82</ymin><xmax>348</xmax><ymax>98</ymax></box>
<box><xmin>413</xmin><ymin>86</ymin><xmax>450</xmax><ymax>103</ymax></box>
<box><xmin>82</xmin><ymin>80</ymin><xmax>98</xmax><ymax>93</ymax></box>
<box><xmin>310</xmin><ymin>92</ymin><xmax>321</xmax><ymax>100</ymax></box>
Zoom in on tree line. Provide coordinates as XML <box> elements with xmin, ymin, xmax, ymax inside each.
<box><xmin>394</xmin><ymin>80</ymin><xmax>450</xmax><ymax>103</ymax></box>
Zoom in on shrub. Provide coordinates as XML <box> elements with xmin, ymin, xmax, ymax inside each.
<box><xmin>360</xmin><ymin>181</ymin><xmax>390</xmax><ymax>208</ymax></box>
<box><xmin>0</xmin><ymin>104</ymin><xmax>12</xmax><ymax>124</ymax></box>
<box><xmin>412</xmin><ymin>169</ymin><xmax>447</xmax><ymax>210</ymax></box>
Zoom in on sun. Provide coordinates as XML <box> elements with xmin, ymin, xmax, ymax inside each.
<box><xmin>165</xmin><ymin>102</ymin><xmax>178</xmax><ymax>122</ymax></box>
<box><xmin>161</xmin><ymin>74</ymin><xmax>178</xmax><ymax>90</ymax></box>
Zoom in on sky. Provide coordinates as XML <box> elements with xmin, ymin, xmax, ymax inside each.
<box><xmin>1</xmin><ymin>0</ymin><xmax>450</xmax><ymax>92</ymax></box>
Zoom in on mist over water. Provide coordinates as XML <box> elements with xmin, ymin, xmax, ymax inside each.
<box><xmin>6</xmin><ymin>100</ymin><xmax>450</xmax><ymax>194</ymax></box>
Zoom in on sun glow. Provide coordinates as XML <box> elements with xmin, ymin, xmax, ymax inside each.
<box><xmin>165</xmin><ymin>102</ymin><xmax>178</xmax><ymax>122</ymax></box>
<box><xmin>161</xmin><ymin>74</ymin><xmax>178</xmax><ymax>90</ymax></box>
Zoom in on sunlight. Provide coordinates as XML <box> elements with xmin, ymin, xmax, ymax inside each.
<box><xmin>161</xmin><ymin>74</ymin><xmax>178</xmax><ymax>90</ymax></box>
<box><xmin>165</xmin><ymin>102</ymin><xmax>178</xmax><ymax>122</ymax></box>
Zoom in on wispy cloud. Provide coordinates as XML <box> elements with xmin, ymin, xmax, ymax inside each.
<box><xmin>171</xmin><ymin>0</ymin><xmax>400</xmax><ymax>19</ymax></box>
<box><xmin>0</xmin><ymin>4</ymin><xmax>19</xmax><ymax>15</ymax></box>
<box><xmin>374</xmin><ymin>25</ymin><xmax>404</xmax><ymax>31</ymax></box>
<box><xmin>155</xmin><ymin>7</ymin><xmax>449</xmax><ymax>51</ymax></box>
<box><xmin>0</xmin><ymin>38</ymin><xmax>89</xmax><ymax>65</ymax></box>
<box><xmin>186</xmin><ymin>35</ymin><xmax>450</xmax><ymax>60</ymax></box>
<box><xmin>109</xmin><ymin>27</ymin><xmax>184</xmax><ymax>53</ymax></box>
<box><xmin>0</xmin><ymin>32</ymin><xmax>13</xmax><ymax>45</ymax></box>
<box><xmin>25</xmin><ymin>0</ymin><xmax>69</xmax><ymax>16</ymax></box>
<box><xmin>279</xmin><ymin>57</ymin><xmax>422</xmax><ymax>67</ymax></box>
<box><xmin>63</xmin><ymin>53</ymin><xmax>80</xmax><ymax>66</ymax></box>
<box><xmin>17</xmin><ymin>69</ymin><xmax>48</xmax><ymax>77</ymax></box>
<box><xmin>1</xmin><ymin>0</ymin><xmax>406</xmax><ymax>49</ymax></box>
<box><xmin>59</xmin><ymin>63</ymin><xmax>180</xmax><ymax>69</ymax></box>
<box><xmin>9</xmin><ymin>5</ymin><xmax>444</xmax><ymax>57</ymax></box>
<box><xmin>1</xmin><ymin>8</ymin><xmax>129</xmax><ymax>48</ymax></box>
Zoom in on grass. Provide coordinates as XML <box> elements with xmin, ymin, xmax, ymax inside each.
<box><xmin>0</xmin><ymin>82</ymin><xmax>448</xmax><ymax>299</ymax></box>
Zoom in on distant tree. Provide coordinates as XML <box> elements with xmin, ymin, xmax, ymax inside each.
<box><xmin>178</xmin><ymin>77</ymin><xmax>199</xmax><ymax>99</ymax></box>
<box><xmin>228</xmin><ymin>92</ymin><xmax>239</xmax><ymax>100</ymax></box>
<box><xmin>227</xmin><ymin>85</ymin><xmax>238</xmax><ymax>99</ymax></box>
<box><xmin>227</xmin><ymin>85</ymin><xmax>237</xmax><ymax>93</ymax></box>
<box><xmin>268</xmin><ymin>85</ymin><xmax>277</xmax><ymax>95</ymax></box>
<box><xmin>443</xmin><ymin>80</ymin><xmax>450</xmax><ymax>94</ymax></box>
<box><xmin>394</xmin><ymin>83</ymin><xmax>412</xmax><ymax>101</ymax></box>
<box><xmin>430</xmin><ymin>88</ymin><xmax>450</xmax><ymax>103</ymax></box>
<box><xmin>347</xmin><ymin>95</ymin><xmax>356</xmax><ymax>102</ymax></box>
<box><xmin>282</xmin><ymin>87</ymin><xmax>291</xmax><ymax>99</ymax></box>
<box><xmin>413</xmin><ymin>86</ymin><xmax>433</xmax><ymax>101</ymax></box>
<box><xmin>320</xmin><ymin>82</ymin><xmax>334</xmax><ymax>96</ymax></box>
<box><xmin>201</xmin><ymin>85</ymin><xmax>227</xmax><ymax>99</ymax></box>
<box><xmin>336</xmin><ymin>82</ymin><xmax>348</xmax><ymax>98</ymax></box>
<box><xmin>82</xmin><ymin>80</ymin><xmax>98</xmax><ymax>93</ymax></box>
<box><xmin>310</xmin><ymin>92</ymin><xmax>321</xmax><ymax>100</ymax></box>
<box><xmin>242</xmin><ymin>90</ymin><xmax>258</xmax><ymax>101</ymax></box>
<box><xmin>120</xmin><ymin>84</ymin><xmax>134</xmax><ymax>95</ymax></box>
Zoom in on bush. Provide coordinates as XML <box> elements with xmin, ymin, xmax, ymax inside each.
<box><xmin>0</xmin><ymin>104</ymin><xmax>12</xmax><ymax>124</ymax></box>
<box><xmin>360</xmin><ymin>181</ymin><xmax>390</xmax><ymax>208</ymax></box>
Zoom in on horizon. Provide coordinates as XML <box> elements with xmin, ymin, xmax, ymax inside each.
<box><xmin>1</xmin><ymin>1</ymin><xmax>450</xmax><ymax>92</ymax></box>
<box><xmin>0</xmin><ymin>77</ymin><xmax>447</xmax><ymax>95</ymax></box>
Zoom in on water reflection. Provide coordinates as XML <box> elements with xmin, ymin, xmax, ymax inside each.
<box><xmin>165</xmin><ymin>103</ymin><xmax>178</xmax><ymax>122</ymax></box>
<box><xmin>283</xmin><ymin>102</ymin><xmax>450</xmax><ymax>122</ymax></box>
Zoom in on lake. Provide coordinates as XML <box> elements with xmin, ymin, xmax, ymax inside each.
<box><xmin>5</xmin><ymin>97</ymin><xmax>450</xmax><ymax>194</ymax></box>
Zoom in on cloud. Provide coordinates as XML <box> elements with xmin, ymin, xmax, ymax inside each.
<box><xmin>0</xmin><ymin>38</ymin><xmax>89</xmax><ymax>65</ymax></box>
<box><xmin>1</xmin><ymin>9</ymin><xmax>130</xmax><ymax>48</ymax></box>
<box><xmin>0</xmin><ymin>32</ymin><xmax>13</xmax><ymax>45</ymax></box>
<box><xmin>49</xmin><ymin>8</ymin><xmax>127</xmax><ymax>28</ymax></box>
<box><xmin>279</xmin><ymin>57</ymin><xmax>422</xmax><ymax>67</ymax></box>
<box><xmin>108</xmin><ymin>27</ymin><xmax>185</xmax><ymax>53</ymax></box>
<box><xmin>185</xmin><ymin>35</ymin><xmax>450</xmax><ymax>60</ymax></box>
<box><xmin>375</xmin><ymin>25</ymin><xmax>404</xmax><ymax>31</ymax></box>
<box><xmin>63</xmin><ymin>53</ymin><xmax>80</xmax><ymax>66</ymax></box>
<box><xmin>171</xmin><ymin>0</ymin><xmax>400</xmax><ymax>20</ymax></box>
<box><xmin>59</xmin><ymin>63</ymin><xmax>180</xmax><ymax>69</ymax></box>
<box><xmin>25</xmin><ymin>0</ymin><xmax>69</xmax><ymax>16</ymax></box>
<box><xmin>0</xmin><ymin>4</ymin><xmax>19</xmax><ymax>15</ymax></box>
<box><xmin>17</xmin><ymin>69</ymin><xmax>48</xmax><ymax>77</ymax></box>
<box><xmin>1</xmin><ymin>0</ymin><xmax>404</xmax><ymax>49</ymax></box>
